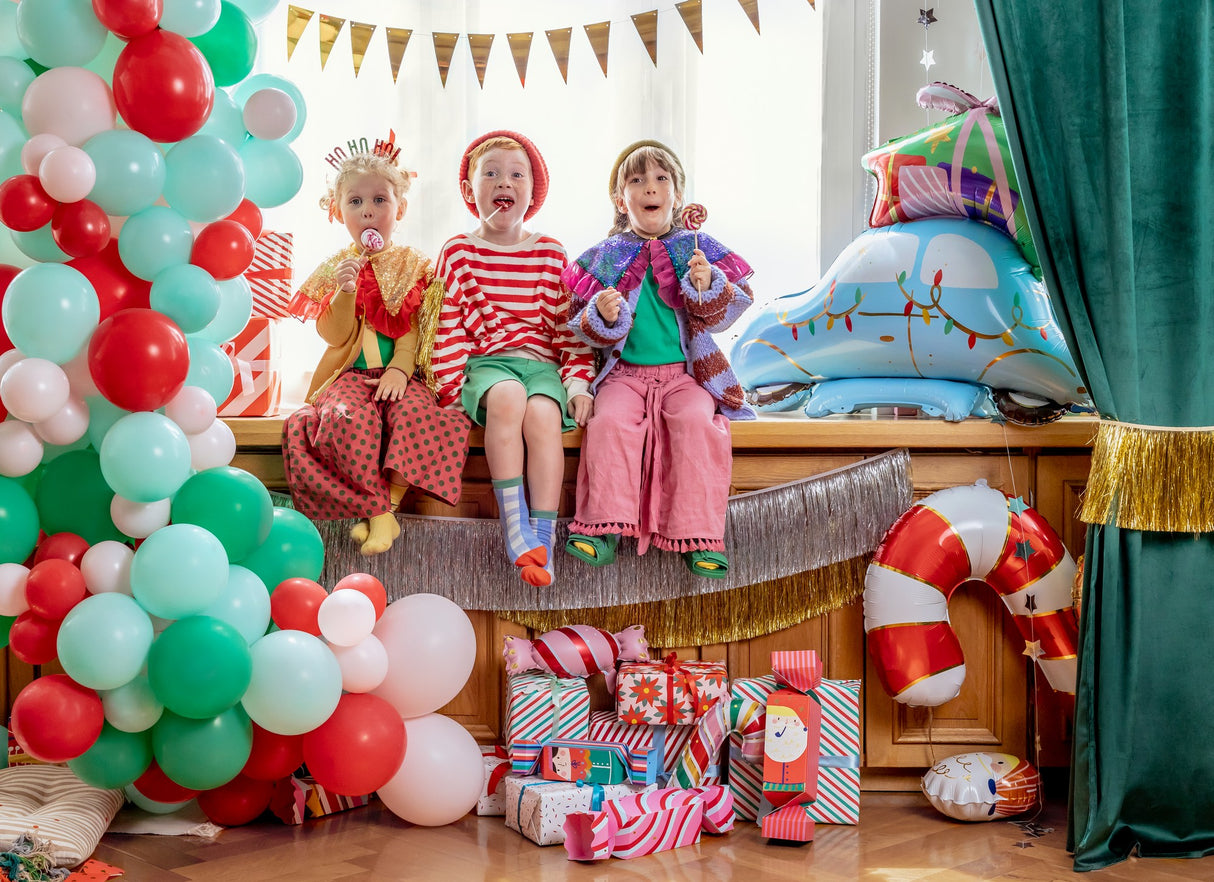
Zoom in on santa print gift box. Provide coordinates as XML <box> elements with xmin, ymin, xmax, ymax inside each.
<box><xmin>615</xmin><ymin>653</ymin><xmax>728</xmax><ymax>726</ymax></box>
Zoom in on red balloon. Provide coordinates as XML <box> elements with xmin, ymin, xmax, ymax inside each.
<box><xmin>10</xmin><ymin>674</ymin><xmax>104</xmax><ymax>763</ymax></box>
<box><xmin>92</xmin><ymin>0</ymin><xmax>163</xmax><ymax>39</ymax></box>
<box><xmin>0</xmin><ymin>264</ymin><xmax>20</xmax><ymax>355</ymax></box>
<box><xmin>197</xmin><ymin>773</ymin><xmax>275</xmax><ymax>826</ymax></box>
<box><xmin>224</xmin><ymin>199</ymin><xmax>263</xmax><ymax>241</ymax></box>
<box><xmin>301</xmin><ymin>693</ymin><xmax>406</xmax><ymax>796</ymax></box>
<box><xmin>51</xmin><ymin>199</ymin><xmax>112</xmax><ymax>259</ymax></box>
<box><xmin>88</xmin><ymin>308</ymin><xmax>190</xmax><ymax>411</ymax></box>
<box><xmin>68</xmin><ymin>241</ymin><xmax>152</xmax><ymax>320</ymax></box>
<box><xmin>112</xmin><ymin>30</ymin><xmax>215</xmax><ymax>143</ymax></box>
<box><xmin>241</xmin><ymin>724</ymin><xmax>304</xmax><ymax>782</ymax></box>
<box><xmin>134</xmin><ymin>759</ymin><xmax>199</xmax><ymax>804</ymax></box>
<box><xmin>269</xmin><ymin>577</ymin><xmax>327</xmax><ymax>636</ymax></box>
<box><xmin>9</xmin><ymin>612</ymin><xmax>61</xmax><ymax>665</ymax></box>
<box><xmin>191</xmin><ymin>219</ymin><xmax>255</xmax><ymax>280</ymax></box>
<box><xmin>33</xmin><ymin>532</ymin><xmax>91</xmax><ymax>567</ymax></box>
<box><xmin>333</xmin><ymin>573</ymin><xmax>387</xmax><ymax>620</ymax></box>
<box><xmin>25</xmin><ymin>559</ymin><xmax>87</xmax><ymax>620</ymax></box>
<box><xmin>0</xmin><ymin>175</ymin><xmax>57</xmax><ymax>232</ymax></box>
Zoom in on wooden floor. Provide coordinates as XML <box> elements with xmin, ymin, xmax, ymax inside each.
<box><xmin>92</xmin><ymin>791</ymin><xmax>1214</xmax><ymax>881</ymax></box>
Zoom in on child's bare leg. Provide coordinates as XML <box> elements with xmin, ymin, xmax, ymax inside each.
<box><xmin>519</xmin><ymin>396</ymin><xmax>563</xmax><ymax>587</ymax></box>
<box><xmin>484</xmin><ymin>382</ymin><xmax>544</xmax><ymax>568</ymax></box>
<box><xmin>361</xmin><ymin>482</ymin><xmax>407</xmax><ymax>556</ymax></box>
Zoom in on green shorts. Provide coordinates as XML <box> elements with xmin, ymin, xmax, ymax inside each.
<box><xmin>461</xmin><ymin>355</ymin><xmax>577</xmax><ymax>432</ymax></box>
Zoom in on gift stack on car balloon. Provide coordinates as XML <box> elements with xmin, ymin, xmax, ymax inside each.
<box><xmin>487</xmin><ymin>625</ymin><xmax>862</xmax><ymax>859</ymax></box>
<box><xmin>730</xmin><ymin>82</ymin><xmax>1092</xmax><ymax>426</ymax></box>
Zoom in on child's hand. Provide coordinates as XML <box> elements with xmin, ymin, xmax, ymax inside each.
<box><xmin>367</xmin><ymin>368</ymin><xmax>409</xmax><ymax>401</ymax></box>
<box><xmin>596</xmin><ymin>287</ymin><xmax>622</xmax><ymax>323</ymax></box>
<box><xmin>336</xmin><ymin>257</ymin><xmax>364</xmax><ymax>292</ymax></box>
<box><xmin>568</xmin><ymin>393</ymin><xmax>593</xmax><ymax>426</ymax></box>
<box><xmin>688</xmin><ymin>250</ymin><xmax>711</xmax><ymax>293</ymax></box>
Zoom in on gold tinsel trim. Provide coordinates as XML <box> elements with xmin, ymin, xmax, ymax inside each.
<box><xmin>499</xmin><ymin>555</ymin><xmax>871</xmax><ymax>646</ymax></box>
<box><xmin>1080</xmin><ymin>420</ymin><xmax>1214</xmax><ymax>532</ymax></box>
<box><xmin>414</xmin><ymin>276</ymin><xmax>446</xmax><ymax>396</ymax></box>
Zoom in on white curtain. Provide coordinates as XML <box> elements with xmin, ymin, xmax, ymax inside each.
<box><xmin>253</xmin><ymin>1</ymin><xmax>839</xmax><ymax>406</ymax></box>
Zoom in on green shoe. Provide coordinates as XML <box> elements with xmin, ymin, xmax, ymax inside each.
<box><xmin>683</xmin><ymin>549</ymin><xmax>729</xmax><ymax>579</ymax></box>
<box><xmin>565</xmin><ymin>533</ymin><xmax>619</xmax><ymax>567</ymax></box>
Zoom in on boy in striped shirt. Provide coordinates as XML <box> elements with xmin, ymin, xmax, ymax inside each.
<box><xmin>434</xmin><ymin>131</ymin><xmax>594</xmax><ymax>587</ymax></box>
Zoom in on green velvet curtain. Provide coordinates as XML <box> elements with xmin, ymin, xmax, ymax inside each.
<box><xmin>973</xmin><ymin>1</ymin><xmax>1214</xmax><ymax>872</ymax></box>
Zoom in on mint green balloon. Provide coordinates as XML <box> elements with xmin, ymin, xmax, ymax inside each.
<box><xmin>34</xmin><ymin>449</ymin><xmax>122</xmax><ymax>544</ymax></box>
<box><xmin>148</xmin><ymin>615</ymin><xmax>252</xmax><ymax>719</ymax></box>
<box><xmin>235</xmin><ymin>507</ymin><xmax>324</xmax><ymax>593</ymax></box>
<box><xmin>0</xmin><ymin>58</ymin><xmax>35</xmax><ymax>120</ymax></box>
<box><xmin>196</xmin><ymin>274</ymin><xmax>252</xmax><ymax>343</ymax></box>
<box><xmin>185</xmin><ymin>338</ymin><xmax>235</xmax><ymax>404</ymax></box>
<box><xmin>118</xmin><ymin>205</ymin><xmax>193</xmax><ymax>282</ymax></box>
<box><xmin>10</xmin><ymin>224</ymin><xmax>68</xmax><ymax>263</ymax></box>
<box><xmin>201</xmin><ymin>565</ymin><xmax>270</xmax><ymax>646</ymax></box>
<box><xmin>100</xmin><ymin>412</ymin><xmax>192</xmax><ymax>504</ymax></box>
<box><xmin>228</xmin><ymin>0</ymin><xmax>278</xmax><ymax>23</ymax></box>
<box><xmin>0</xmin><ymin>4</ymin><xmax>20</xmax><ymax>57</ymax></box>
<box><xmin>150</xmin><ymin>264</ymin><xmax>221</xmax><ymax>334</ymax></box>
<box><xmin>16</xmin><ymin>0</ymin><xmax>107</xmax><ymax>69</ymax></box>
<box><xmin>83</xmin><ymin>32</ymin><xmax>125</xmax><ymax>82</ymax></box>
<box><xmin>241</xmin><ymin>629</ymin><xmax>341</xmax><ymax>735</ymax></box>
<box><xmin>58</xmin><ymin>592</ymin><xmax>154</xmax><ymax>690</ymax></box>
<box><xmin>0</xmin><ymin>112</ymin><xmax>27</xmax><ymax>181</ymax></box>
<box><xmin>0</xmin><ymin>476</ymin><xmax>39</xmax><ymax>564</ymax></box>
<box><xmin>84</xmin><ymin>130</ymin><xmax>166</xmax><ymax>217</ymax></box>
<box><xmin>68</xmin><ymin>723</ymin><xmax>153</xmax><ymax>789</ymax></box>
<box><xmin>102</xmin><ymin>672</ymin><xmax>165</xmax><ymax>733</ymax></box>
<box><xmin>160</xmin><ymin>0</ymin><xmax>221</xmax><ymax>38</ymax></box>
<box><xmin>197</xmin><ymin>89</ymin><xmax>246</xmax><ymax>148</ymax></box>
<box><xmin>152</xmin><ymin>706</ymin><xmax>253</xmax><ymax>791</ymax></box>
<box><xmin>164</xmin><ymin>135</ymin><xmax>245</xmax><ymax>223</ymax></box>
<box><xmin>238</xmin><ymin>138</ymin><xmax>302</xmax><ymax>207</ymax></box>
<box><xmin>171</xmin><ymin>467</ymin><xmax>273</xmax><ymax>561</ymax></box>
<box><xmin>85</xmin><ymin>395</ymin><xmax>131</xmax><ymax>452</ymax></box>
<box><xmin>131</xmin><ymin>523</ymin><xmax>229</xmax><ymax>620</ymax></box>
<box><xmin>1</xmin><ymin>264</ymin><xmax>99</xmax><ymax>363</ymax></box>
<box><xmin>190</xmin><ymin>2</ymin><xmax>256</xmax><ymax>87</ymax></box>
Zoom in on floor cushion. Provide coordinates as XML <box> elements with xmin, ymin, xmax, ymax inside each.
<box><xmin>0</xmin><ymin>765</ymin><xmax>124</xmax><ymax>867</ymax></box>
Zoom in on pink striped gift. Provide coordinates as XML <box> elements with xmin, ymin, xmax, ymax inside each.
<box><xmin>218</xmin><ymin>316</ymin><xmax>281</xmax><ymax>416</ymax></box>
<box><xmin>245</xmin><ymin>231</ymin><xmax>294</xmax><ymax>318</ymax></box>
<box><xmin>563</xmin><ymin>785</ymin><xmax>734</xmax><ymax>861</ymax></box>
<box><xmin>586</xmin><ymin>710</ymin><xmax>701</xmax><ymax>783</ymax></box>
<box><xmin>761</xmin><ymin>804</ymin><xmax>816</xmax><ymax>842</ymax></box>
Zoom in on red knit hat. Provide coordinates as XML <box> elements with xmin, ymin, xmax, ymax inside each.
<box><xmin>458</xmin><ymin>130</ymin><xmax>549</xmax><ymax>221</ymax></box>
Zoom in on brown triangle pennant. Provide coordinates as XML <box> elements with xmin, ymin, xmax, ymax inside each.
<box><xmin>467</xmin><ymin>34</ymin><xmax>494</xmax><ymax>88</ymax></box>
<box><xmin>545</xmin><ymin>27</ymin><xmax>572</xmax><ymax>83</ymax></box>
<box><xmin>507</xmin><ymin>32</ymin><xmax>533</xmax><ymax>86</ymax></box>
<box><xmin>318</xmin><ymin>13</ymin><xmax>344</xmax><ymax>70</ymax></box>
<box><xmin>675</xmin><ymin>0</ymin><xmax>704</xmax><ymax>52</ymax></box>
<box><xmin>286</xmin><ymin>5</ymin><xmax>313</xmax><ymax>61</ymax></box>
<box><xmin>584</xmin><ymin>21</ymin><xmax>610</xmax><ymax>77</ymax></box>
<box><xmin>630</xmin><ymin>11</ymin><xmax>658</xmax><ymax>66</ymax></box>
<box><xmin>385</xmin><ymin>27</ymin><xmax>412</xmax><ymax>84</ymax></box>
<box><xmin>737</xmin><ymin>0</ymin><xmax>761</xmax><ymax>34</ymax></box>
<box><xmin>433</xmin><ymin>32</ymin><xmax>459</xmax><ymax>87</ymax></box>
<box><xmin>349</xmin><ymin>21</ymin><xmax>375</xmax><ymax>77</ymax></box>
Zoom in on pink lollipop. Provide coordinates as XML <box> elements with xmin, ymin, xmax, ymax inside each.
<box><xmin>360</xmin><ymin>228</ymin><xmax>384</xmax><ymax>252</ymax></box>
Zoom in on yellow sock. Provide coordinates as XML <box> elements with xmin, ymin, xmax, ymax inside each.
<box><xmin>360</xmin><ymin>511</ymin><xmax>401</xmax><ymax>556</ymax></box>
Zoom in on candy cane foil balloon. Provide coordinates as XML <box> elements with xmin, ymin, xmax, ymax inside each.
<box><xmin>863</xmin><ymin>481</ymin><xmax>1078</xmax><ymax>707</ymax></box>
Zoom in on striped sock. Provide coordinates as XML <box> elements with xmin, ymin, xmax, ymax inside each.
<box><xmin>521</xmin><ymin>511</ymin><xmax>557</xmax><ymax>587</ymax></box>
<box><xmin>492</xmin><ymin>477</ymin><xmax>545</xmax><ymax>568</ymax></box>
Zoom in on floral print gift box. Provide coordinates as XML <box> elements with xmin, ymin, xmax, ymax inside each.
<box><xmin>615</xmin><ymin>654</ymin><xmax>728</xmax><ymax>726</ymax></box>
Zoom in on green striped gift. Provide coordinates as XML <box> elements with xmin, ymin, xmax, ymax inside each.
<box><xmin>504</xmin><ymin>672</ymin><xmax>590</xmax><ymax>750</ymax></box>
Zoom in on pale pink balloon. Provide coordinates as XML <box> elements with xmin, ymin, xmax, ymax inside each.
<box><xmin>21</xmin><ymin>133</ymin><xmax>68</xmax><ymax>176</ymax></box>
<box><xmin>164</xmin><ymin>385</ymin><xmax>217</xmax><ymax>434</ymax></box>
<box><xmin>62</xmin><ymin>348</ymin><xmax>99</xmax><ymax>398</ymax></box>
<box><xmin>330</xmin><ymin>634</ymin><xmax>389</xmax><ymax>694</ymax></box>
<box><xmin>376</xmin><ymin>713</ymin><xmax>483</xmax><ymax>826</ymax></box>
<box><xmin>242</xmin><ymin>88</ymin><xmax>297</xmax><ymax>141</ymax></box>
<box><xmin>371</xmin><ymin>594</ymin><xmax>476</xmax><ymax>719</ymax></box>
<box><xmin>187</xmin><ymin>418</ymin><xmax>235</xmax><ymax>470</ymax></box>
<box><xmin>318</xmin><ymin>589</ymin><xmax>376</xmax><ymax>647</ymax></box>
<box><xmin>0</xmin><ymin>564</ymin><xmax>31</xmax><ymax>617</ymax></box>
<box><xmin>0</xmin><ymin>421</ymin><xmax>44</xmax><ymax>478</ymax></box>
<box><xmin>38</xmin><ymin>146</ymin><xmax>96</xmax><ymax>203</ymax></box>
<box><xmin>110</xmin><ymin>495</ymin><xmax>172</xmax><ymax>539</ymax></box>
<box><xmin>34</xmin><ymin>396</ymin><xmax>89</xmax><ymax>446</ymax></box>
<box><xmin>0</xmin><ymin>357</ymin><xmax>71</xmax><ymax>423</ymax></box>
<box><xmin>21</xmin><ymin>67</ymin><xmax>117</xmax><ymax>146</ymax></box>
<box><xmin>80</xmin><ymin>541</ymin><xmax>135</xmax><ymax>596</ymax></box>
<box><xmin>0</xmin><ymin>350</ymin><xmax>26</xmax><ymax>379</ymax></box>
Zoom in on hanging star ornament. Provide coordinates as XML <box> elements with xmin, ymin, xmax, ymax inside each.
<box><xmin>1023</xmin><ymin>640</ymin><xmax>1044</xmax><ymax>660</ymax></box>
<box><xmin>1008</xmin><ymin>496</ymin><xmax>1030</xmax><ymax>515</ymax></box>
<box><xmin>920</xmin><ymin>49</ymin><xmax>936</xmax><ymax>72</ymax></box>
<box><xmin>1023</xmin><ymin>593</ymin><xmax>1038</xmax><ymax>613</ymax></box>
<box><xmin>918</xmin><ymin>8</ymin><xmax>938</xmax><ymax>28</ymax></box>
<box><xmin>1015</xmin><ymin>539</ymin><xmax>1035</xmax><ymax>561</ymax></box>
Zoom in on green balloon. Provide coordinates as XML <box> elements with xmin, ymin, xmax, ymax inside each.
<box><xmin>34</xmin><ymin>449</ymin><xmax>123</xmax><ymax>545</ymax></box>
<box><xmin>190</xmin><ymin>2</ymin><xmax>257</xmax><ymax>87</ymax></box>
<box><xmin>0</xmin><ymin>615</ymin><xmax>14</xmax><ymax>648</ymax></box>
<box><xmin>153</xmin><ymin>707</ymin><xmax>253</xmax><ymax>791</ymax></box>
<box><xmin>0</xmin><ymin>476</ymin><xmax>39</xmax><ymax>564</ymax></box>
<box><xmin>236</xmin><ymin>507</ymin><xmax>324</xmax><ymax>592</ymax></box>
<box><xmin>170</xmin><ymin>467</ymin><xmax>274</xmax><ymax>562</ymax></box>
<box><xmin>148</xmin><ymin>616</ymin><xmax>253</xmax><ymax>720</ymax></box>
<box><xmin>68</xmin><ymin>723</ymin><xmax>152</xmax><ymax>789</ymax></box>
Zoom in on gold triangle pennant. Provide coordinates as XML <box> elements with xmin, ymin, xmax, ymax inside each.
<box><xmin>807</xmin><ymin>0</ymin><xmax>816</xmax><ymax>8</ymax></box>
<box><xmin>545</xmin><ymin>27</ymin><xmax>572</xmax><ymax>83</ymax></box>
<box><xmin>631</xmin><ymin>10</ymin><xmax>658</xmax><ymax>66</ymax></box>
<box><xmin>506</xmin><ymin>32</ymin><xmax>533</xmax><ymax>86</ymax></box>
<box><xmin>584</xmin><ymin>20</ymin><xmax>610</xmax><ymax>77</ymax></box>
<box><xmin>349</xmin><ymin>21</ymin><xmax>375</xmax><ymax>77</ymax></box>
<box><xmin>467</xmin><ymin>33</ymin><xmax>494</xmax><ymax>88</ymax></box>
<box><xmin>737</xmin><ymin>0</ymin><xmax>761</xmax><ymax>34</ymax></box>
<box><xmin>676</xmin><ymin>0</ymin><xmax>704</xmax><ymax>52</ymax></box>
<box><xmin>285</xmin><ymin>5</ymin><xmax>313</xmax><ymax>61</ymax></box>
<box><xmin>433</xmin><ymin>32</ymin><xmax>459</xmax><ymax>87</ymax></box>
<box><xmin>317</xmin><ymin>13</ymin><xmax>344</xmax><ymax>70</ymax></box>
<box><xmin>385</xmin><ymin>27</ymin><xmax>412</xmax><ymax>84</ymax></box>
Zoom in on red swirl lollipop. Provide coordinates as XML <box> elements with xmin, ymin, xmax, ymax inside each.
<box><xmin>360</xmin><ymin>228</ymin><xmax>384</xmax><ymax>253</ymax></box>
<box><xmin>680</xmin><ymin>203</ymin><xmax>708</xmax><ymax>292</ymax></box>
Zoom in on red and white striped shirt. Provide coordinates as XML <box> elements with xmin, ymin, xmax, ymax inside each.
<box><xmin>433</xmin><ymin>232</ymin><xmax>594</xmax><ymax>408</ymax></box>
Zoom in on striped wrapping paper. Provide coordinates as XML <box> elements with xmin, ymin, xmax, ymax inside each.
<box><xmin>727</xmin><ymin>677</ymin><xmax>862</xmax><ymax>825</ymax></box>
<box><xmin>245</xmin><ymin>231</ymin><xmax>294</xmax><ymax>318</ymax></box>
<box><xmin>511</xmin><ymin>736</ymin><xmax>659</xmax><ymax>785</ymax></box>
<box><xmin>761</xmin><ymin>804</ymin><xmax>816</xmax><ymax>842</ymax></box>
<box><xmin>477</xmin><ymin>745</ymin><xmax>511</xmax><ymax>816</ymax></box>
<box><xmin>563</xmin><ymin>785</ymin><xmax>734</xmax><ymax>861</ymax></box>
<box><xmin>504</xmin><ymin>672</ymin><xmax>590</xmax><ymax>751</ymax></box>
<box><xmin>671</xmin><ymin>696</ymin><xmax>765</xmax><ymax>788</ymax></box>
<box><xmin>218</xmin><ymin>316</ymin><xmax>281</xmax><ymax>417</ymax></box>
<box><xmin>586</xmin><ymin>710</ymin><xmax>702</xmax><ymax>784</ymax></box>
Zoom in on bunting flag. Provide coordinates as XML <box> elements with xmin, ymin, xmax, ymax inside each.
<box><xmin>286</xmin><ymin>5</ymin><xmax>313</xmax><ymax>61</ymax></box>
<box><xmin>468</xmin><ymin>33</ymin><xmax>494</xmax><ymax>88</ymax></box>
<box><xmin>433</xmin><ymin>32</ymin><xmax>459</xmax><ymax>86</ymax></box>
<box><xmin>507</xmin><ymin>32</ymin><xmax>533</xmax><ymax>86</ymax></box>
<box><xmin>631</xmin><ymin>11</ymin><xmax>659</xmax><ymax>66</ymax></box>
<box><xmin>385</xmin><ymin>27</ymin><xmax>412</xmax><ymax>84</ymax></box>
<box><xmin>737</xmin><ymin>0</ymin><xmax>761</xmax><ymax>34</ymax></box>
<box><xmin>676</xmin><ymin>0</ymin><xmax>704</xmax><ymax>53</ymax></box>
<box><xmin>349</xmin><ymin>21</ymin><xmax>375</xmax><ymax>77</ymax></box>
<box><xmin>545</xmin><ymin>27</ymin><xmax>572</xmax><ymax>83</ymax></box>
<box><xmin>584</xmin><ymin>21</ymin><xmax>611</xmax><ymax>77</ymax></box>
<box><xmin>317</xmin><ymin>13</ymin><xmax>344</xmax><ymax>70</ymax></box>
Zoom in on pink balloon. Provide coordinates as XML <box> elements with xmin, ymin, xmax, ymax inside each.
<box><xmin>0</xmin><ymin>422</ymin><xmax>43</xmax><ymax>478</ymax></box>
<box><xmin>375</xmin><ymin>714</ymin><xmax>482</xmax><ymax>826</ymax></box>
<box><xmin>371</xmin><ymin>594</ymin><xmax>476</xmax><ymax>719</ymax></box>
<box><xmin>38</xmin><ymin>146</ymin><xmax>97</xmax><ymax>203</ymax></box>
<box><xmin>21</xmin><ymin>133</ymin><xmax>67</xmax><ymax>176</ymax></box>
<box><xmin>330</xmin><ymin>634</ymin><xmax>389</xmax><ymax>694</ymax></box>
<box><xmin>187</xmin><ymin>418</ymin><xmax>235</xmax><ymax>470</ymax></box>
<box><xmin>0</xmin><ymin>357</ymin><xmax>71</xmax><ymax>423</ymax></box>
<box><xmin>21</xmin><ymin>67</ymin><xmax>117</xmax><ymax>146</ymax></box>
<box><xmin>34</xmin><ymin>396</ymin><xmax>89</xmax><ymax>446</ymax></box>
<box><xmin>242</xmin><ymin>88</ymin><xmax>297</xmax><ymax>141</ymax></box>
<box><xmin>164</xmin><ymin>385</ymin><xmax>216</xmax><ymax>434</ymax></box>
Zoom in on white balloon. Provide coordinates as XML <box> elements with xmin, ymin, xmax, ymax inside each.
<box><xmin>21</xmin><ymin>132</ymin><xmax>67</xmax><ymax>175</ymax></box>
<box><xmin>80</xmin><ymin>540</ymin><xmax>135</xmax><ymax>595</ymax></box>
<box><xmin>318</xmin><ymin>589</ymin><xmax>376</xmax><ymax>647</ymax></box>
<box><xmin>111</xmin><ymin>495</ymin><xmax>173</xmax><ymax>539</ymax></box>
<box><xmin>0</xmin><ymin>563</ymin><xmax>30</xmax><ymax>617</ymax></box>
<box><xmin>34</xmin><ymin>396</ymin><xmax>89</xmax><ymax>446</ymax></box>
<box><xmin>187</xmin><ymin>418</ymin><xmax>235</xmax><ymax>470</ymax></box>
<box><xmin>376</xmin><ymin>714</ymin><xmax>483</xmax><ymax>826</ymax></box>
<box><xmin>0</xmin><ymin>420</ymin><xmax>44</xmax><ymax>477</ymax></box>
<box><xmin>242</xmin><ymin>88</ymin><xmax>297</xmax><ymax>141</ymax></box>
<box><xmin>330</xmin><ymin>634</ymin><xmax>389</xmax><ymax>693</ymax></box>
<box><xmin>38</xmin><ymin>145</ymin><xmax>97</xmax><ymax>203</ymax></box>
<box><xmin>0</xmin><ymin>357</ymin><xmax>70</xmax><ymax>423</ymax></box>
<box><xmin>102</xmin><ymin>673</ymin><xmax>164</xmax><ymax>733</ymax></box>
<box><xmin>0</xmin><ymin>349</ymin><xmax>25</xmax><ymax>380</ymax></box>
<box><xmin>164</xmin><ymin>384</ymin><xmax>217</xmax><ymax>435</ymax></box>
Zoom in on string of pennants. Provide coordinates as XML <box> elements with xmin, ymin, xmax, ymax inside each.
<box><xmin>285</xmin><ymin>1</ymin><xmax>817</xmax><ymax>87</ymax></box>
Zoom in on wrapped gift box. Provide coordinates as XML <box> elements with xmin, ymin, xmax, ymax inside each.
<box><xmin>585</xmin><ymin>710</ymin><xmax>702</xmax><ymax>784</ymax></box>
<box><xmin>762</xmin><ymin>688</ymin><xmax>822</xmax><ymax>810</ymax></box>
<box><xmin>615</xmin><ymin>655</ymin><xmax>728</xmax><ymax>726</ymax></box>
<box><xmin>504</xmin><ymin>672</ymin><xmax>590</xmax><ymax>751</ymax></box>
<box><xmin>564</xmin><ymin>785</ymin><xmax>734</xmax><ymax>861</ymax></box>
<box><xmin>503</xmin><ymin>774</ymin><xmax>652</xmax><ymax>846</ymax></box>
<box><xmin>478</xmin><ymin>744</ymin><xmax>511</xmax><ymax>816</ymax></box>
<box><xmin>270</xmin><ymin>775</ymin><xmax>371</xmax><ymax>825</ymax></box>
<box><xmin>512</xmin><ymin>737</ymin><xmax>659</xmax><ymax>786</ymax></box>
<box><xmin>219</xmin><ymin>316</ymin><xmax>282</xmax><ymax>417</ymax></box>
<box><xmin>246</xmin><ymin>231</ymin><xmax>294</xmax><ymax>319</ymax></box>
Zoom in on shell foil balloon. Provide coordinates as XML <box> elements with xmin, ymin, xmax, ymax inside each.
<box><xmin>922</xmin><ymin>752</ymin><xmax>1040</xmax><ymax>821</ymax></box>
